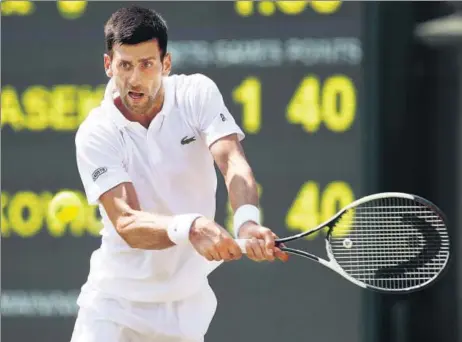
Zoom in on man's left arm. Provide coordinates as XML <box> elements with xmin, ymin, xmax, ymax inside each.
<box><xmin>209</xmin><ymin>134</ymin><xmax>288</xmax><ymax>262</ymax></box>
<box><xmin>193</xmin><ymin>74</ymin><xmax>287</xmax><ymax>262</ymax></box>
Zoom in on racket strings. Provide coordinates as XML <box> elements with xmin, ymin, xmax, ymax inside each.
<box><xmin>328</xmin><ymin>197</ymin><xmax>450</xmax><ymax>291</ymax></box>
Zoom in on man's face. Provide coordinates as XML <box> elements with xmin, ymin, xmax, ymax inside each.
<box><xmin>104</xmin><ymin>40</ymin><xmax>171</xmax><ymax>115</ymax></box>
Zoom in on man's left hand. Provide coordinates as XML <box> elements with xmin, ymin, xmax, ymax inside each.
<box><xmin>238</xmin><ymin>222</ymin><xmax>289</xmax><ymax>263</ymax></box>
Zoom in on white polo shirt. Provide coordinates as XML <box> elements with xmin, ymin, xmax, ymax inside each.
<box><xmin>74</xmin><ymin>74</ymin><xmax>244</xmax><ymax>337</ymax></box>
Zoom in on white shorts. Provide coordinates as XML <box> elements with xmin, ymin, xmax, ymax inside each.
<box><xmin>70</xmin><ymin>307</ymin><xmax>203</xmax><ymax>342</ymax></box>
<box><xmin>70</xmin><ymin>284</ymin><xmax>217</xmax><ymax>342</ymax></box>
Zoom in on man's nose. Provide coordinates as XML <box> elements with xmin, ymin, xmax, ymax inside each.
<box><xmin>128</xmin><ymin>67</ymin><xmax>143</xmax><ymax>88</ymax></box>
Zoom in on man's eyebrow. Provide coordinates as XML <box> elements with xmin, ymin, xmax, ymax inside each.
<box><xmin>138</xmin><ymin>56</ymin><xmax>156</xmax><ymax>62</ymax></box>
<box><xmin>118</xmin><ymin>56</ymin><xmax>156</xmax><ymax>64</ymax></box>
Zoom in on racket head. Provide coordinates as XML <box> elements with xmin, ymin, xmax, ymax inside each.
<box><xmin>324</xmin><ymin>192</ymin><xmax>450</xmax><ymax>293</ymax></box>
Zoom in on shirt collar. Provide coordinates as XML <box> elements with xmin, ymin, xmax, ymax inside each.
<box><xmin>101</xmin><ymin>77</ymin><xmax>174</xmax><ymax>129</ymax></box>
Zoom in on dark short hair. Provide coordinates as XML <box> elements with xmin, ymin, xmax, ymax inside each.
<box><xmin>104</xmin><ymin>6</ymin><xmax>168</xmax><ymax>59</ymax></box>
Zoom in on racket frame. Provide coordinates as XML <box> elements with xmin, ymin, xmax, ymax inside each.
<box><xmin>274</xmin><ymin>192</ymin><xmax>451</xmax><ymax>293</ymax></box>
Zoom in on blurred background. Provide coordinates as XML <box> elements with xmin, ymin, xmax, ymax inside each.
<box><xmin>1</xmin><ymin>1</ymin><xmax>461</xmax><ymax>342</ymax></box>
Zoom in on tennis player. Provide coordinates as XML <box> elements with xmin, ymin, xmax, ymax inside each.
<box><xmin>71</xmin><ymin>5</ymin><xmax>287</xmax><ymax>342</ymax></box>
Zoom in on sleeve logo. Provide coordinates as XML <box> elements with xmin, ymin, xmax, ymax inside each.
<box><xmin>220</xmin><ymin>113</ymin><xmax>227</xmax><ymax>122</ymax></box>
<box><xmin>92</xmin><ymin>167</ymin><xmax>108</xmax><ymax>181</ymax></box>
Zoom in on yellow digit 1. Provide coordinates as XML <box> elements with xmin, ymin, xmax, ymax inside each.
<box><xmin>286</xmin><ymin>76</ymin><xmax>321</xmax><ymax>133</ymax></box>
<box><xmin>285</xmin><ymin>181</ymin><xmax>320</xmax><ymax>240</ymax></box>
<box><xmin>232</xmin><ymin>77</ymin><xmax>262</xmax><ymax>134</ymax></box>
<box><xmin>225</xmin><ymin>183</ymin><xmax>263</xmax><ymax>234</ymax></box>
<box><xmin>322</xmin><ymin>75</ymin><xmax>356</xmax><ymax>132</ymax></box>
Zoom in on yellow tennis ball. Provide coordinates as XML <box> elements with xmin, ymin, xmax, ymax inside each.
<box><xmin>48</xmin><ymin>191</ymin><xmax>83</xmax><ymax>223</ymax></box>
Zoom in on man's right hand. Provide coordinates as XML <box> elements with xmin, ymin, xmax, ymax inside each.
<box><xmin>189</xmin><ymin>217</ymin><xmax>243</xmax><ymax>262</ymax></box>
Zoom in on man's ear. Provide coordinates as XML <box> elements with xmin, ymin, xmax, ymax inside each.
<box><xmin>104</xmin><ymin>54</ymin><xmax>113</xmax><ymax>78</ymax></box>
<box><xmin>162</xmin><ymin>52</ymin><xmax>172</xmax><ymax>76</ymax></box>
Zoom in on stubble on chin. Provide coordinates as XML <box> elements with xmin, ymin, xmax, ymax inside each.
<box><xmin>122</xmin><ymin>96</ymin><xmax>155</xmax><ymax>116</ymax></box>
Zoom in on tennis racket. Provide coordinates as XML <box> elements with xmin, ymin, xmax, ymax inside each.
<box><xmin>236</xmin><ymin>192</ymin><xmax>450</xmax><ymax>293</ymax></box>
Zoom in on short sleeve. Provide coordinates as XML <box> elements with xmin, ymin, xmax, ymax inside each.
<box><xmin>194</xmin><ymin>75</ymin><xmax>245</xmax><ymax>147</ymax></box>
<box><xmin>75</xmin><ymin>124</ymin><xmax>131</xmax><ymax>205</ymax></box>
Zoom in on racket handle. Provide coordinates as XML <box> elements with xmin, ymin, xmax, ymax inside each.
<box><xmin>235</xmin><ymin>239</ymin><xmax>248</xmax><ymax>254</ymax></box>
<box><xmin>235</xmin><ymin>239</ymin><xmax>282</xmax><ymax>253</ymax></box>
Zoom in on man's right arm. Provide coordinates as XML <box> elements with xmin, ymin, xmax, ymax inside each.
<box><xmin>99</xmin><ymin>182</ymin><xmax>242</xmax><ymax>259</ymax></box>
<box><xmin>99</xmin><ymin>181</ymin><xmax>222</xmax><ymax>252</ymax></box>
<box><xmin>98</xmin><ymin>181</ymin><xmax>177</xmax><ymax>250</ymax></box>
<box><xmin>75</xmin><ymin>122</ymin><xmax>242</xmax><ymax>259</ymax></box>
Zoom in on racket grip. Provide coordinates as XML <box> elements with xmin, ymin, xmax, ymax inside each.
<box><xmin>235</xmin><ymin>239</ymin><xmax>248</xmax><ymax>254</ymax></box>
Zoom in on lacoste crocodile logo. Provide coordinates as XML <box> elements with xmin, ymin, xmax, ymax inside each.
<box><xmin>181</xmin><ymin>136</ymin><xmax>196</xmax><ymax>145</ymax></box>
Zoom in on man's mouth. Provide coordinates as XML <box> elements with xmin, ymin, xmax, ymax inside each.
<box><xmin>128</xmin><ymin>91</ymin><xmax>144</xmax><ymax>100</ymax></box>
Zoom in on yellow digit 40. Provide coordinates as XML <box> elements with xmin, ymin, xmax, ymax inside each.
<box><xmin>287</xmin><ymin>75</ymin><xmax>356</xmax><ymax>133</ymax></box>
<box><xmin>232</xmin><ymin>77</ymin><xmax>262</xmax><ymax>134</ymax></box>
<box><xmin>285</xmin><ymin>181</ymin><xmax>354</xmax><ymax>239</ymax></box>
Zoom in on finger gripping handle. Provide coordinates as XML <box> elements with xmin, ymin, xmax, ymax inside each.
<box><xmin>235</xmin><ymin>239</ymin><xmax>283</xmax><ymax>253</ymax></box>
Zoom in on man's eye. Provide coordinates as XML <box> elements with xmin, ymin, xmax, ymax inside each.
<box><xmin>120</xmin><ymin>62</ymin><xmax>131</xmax><ymax>70</ymax></box>
<box><xmin>143</xmin><ymin>61</ymin><xmax>153</xmax><ymax>68</ymax></box>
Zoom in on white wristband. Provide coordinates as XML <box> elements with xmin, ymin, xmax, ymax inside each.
<box><xmin>233</xmin><ymin>204</ymin><xmax>261</xmax><ymax>238</ymax></box>
<box><xmin>167</xmin><ymin>214</ymin><xmax>203</xmax><ymax>245</ymax></box>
